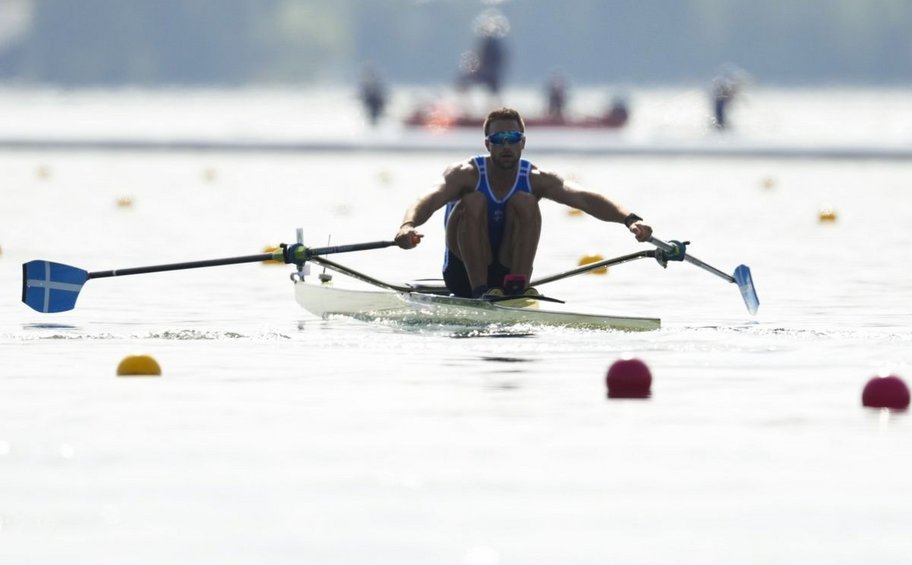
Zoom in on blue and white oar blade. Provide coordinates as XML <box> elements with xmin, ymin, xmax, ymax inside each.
<box><xmin>733</xmin><ymin>264</ymin><xmax>759</xmax><ymax>315</ymax></box>
<box><xmin>22</xmin><ymin>261</ymin><xmax>89</xmax><ymax>313</ymax></box>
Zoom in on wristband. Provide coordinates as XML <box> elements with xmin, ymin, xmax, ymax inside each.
<box><xmin>623</xmin><ymin>213</ymin><xmax>643</xmax><ymax>228</ymax></box>
<box><xmin>399</xmin><ymin>221</ymin><xmax>415</xmax><ymax>229</ymax></box>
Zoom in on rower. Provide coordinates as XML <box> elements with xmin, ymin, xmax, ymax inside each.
<box><xmin>393</xmin><ymin>107</ymin><xmax>653</xmax><ymax>299</ymax></box>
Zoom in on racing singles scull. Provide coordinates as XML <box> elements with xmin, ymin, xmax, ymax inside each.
<box><xmin>21</xmin><ymin>230</ymin><xmax>759</xmax><ymax>328</ymax></box>
<box><xmin>289</xmin><ymin>235</ymin><xmax>758</xmax><ymax>331</ymax></box>
<box><xmin>293</xmin><ymin>277</ymin><xmax>662</xmax><ymax>331</ymax></box>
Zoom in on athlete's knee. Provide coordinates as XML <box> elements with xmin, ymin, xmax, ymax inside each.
<box><xmin>461</xmin><ymin>191</ymin><xmax>487</xmax><ymax>208</ymax></box>
<box><xmin>459</xmin><ymin>191</ymin><xmax>488</xmax><ymax>221</ymax></box>
<box><xmin>508</xmin><ymin>192</ymin><xmax>541</xmax><ymax>220</ymax></box>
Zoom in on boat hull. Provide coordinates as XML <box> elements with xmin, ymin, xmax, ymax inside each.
<box><xmin>295</xmin><ymin>281</ymin><xmax>660</xmax><ymax>331</ymax></box>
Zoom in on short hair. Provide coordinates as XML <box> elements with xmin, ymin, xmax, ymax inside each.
<box><xmin>484</xmin><ymin>107</ymin><xmax>525</xmax><ymax>135</ymax></box>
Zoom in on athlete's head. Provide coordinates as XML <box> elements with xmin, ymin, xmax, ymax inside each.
<box><xmin>483</xmin><ymin>107</ymin><xmax>525</xmax><ymax>170</ymax></box>
<box><xmin>483</xmin><ymin>107</ymin><xmax>525</xmax><ymax>136</ymax></box>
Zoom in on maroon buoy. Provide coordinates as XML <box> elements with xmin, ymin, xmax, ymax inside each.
<box><xmin>606</xmin><ymin>358</ymin><xmax>652</xmax><ymax>399</ymax></box>
<box><xmin>862</xmin><ymin>375</ymin><xmax>910</xmax><ymax>410</ymax></box>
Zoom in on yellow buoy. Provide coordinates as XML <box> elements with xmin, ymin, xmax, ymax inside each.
<box><xmin>376</xmin><ymin>170</ymin><xmax>393</xmax><ymax>185</ymax></box>
<box><xmin>116</xmin><ymin>354</ymin><xmax>161</xmax><ymax>377</ymax></box>
<box><xmin>818</xmin><ymin>206</ymin><xmax>838</xmax><ymax>223</ymax></box>
<box><xmin>760</xmin><ymin>176</ymin><xmax>776</xmax><ymax>190</ymax></box>
<box><xmin>116</xmin><ymin>196</ymin><xmax>134</xmax><ymax>208</ymax></box>
<box><xmin>567</xmin><ymin>208</ymin><xmax>584</xmax><ymax>217</ymax></box>
<box><xmin>202</xmin><ymin>168</ymin><xmax>217</xmax><ymax>182</ymax></box>
<box><xmin>262</xmin><ymin>245</ymin><xmax>284</xmax><ymax>265</ymax></box>
<box><xmin>578</xmin><ymin>254</ymin><xmax>608</xmax><ymax>275</ymax></box>
<box><xmin>36</xmin><ymin>165</ymin><xmax>52</xmax><ymax>180</ymax></box>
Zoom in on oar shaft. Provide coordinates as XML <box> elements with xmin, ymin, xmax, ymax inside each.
<box><xmin>649</xmin><ymin>237</ymin><xmax>734</xmax><ymax>283</ymax></box>
<box><xmin>86</xmin><ymin>240</ymin><xmax>398</xmax><ymax>280</ymax></box>
<box><xmin>683</xmin><ymin>255</ymin><xmax>734</xmax><ymax>283</ymax></box>
<box><xmin>88</xmin><ymin>253</ymin><xmax>277</xmax><ymax>279</ymax></box>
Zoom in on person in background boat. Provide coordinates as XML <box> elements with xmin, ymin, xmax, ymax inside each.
<box><xmin>711</xmin><ymin>76</ymin><xmax>736</xmax><ymax>129</ymax></box>
<box><xmin>359</xmin><ymin>66</ymin><xmax>387</xmax><ymax>127</ymax></box>
<box><xmin>455</xmin><ymin>8</ymin><xmax>509</xmax><ymax>103</ymax></box>
<box><xmin>607</xmin><ymin>95</ymin><xmax>629</xmax><ymax>125</ymax></box>
<box><xmin>545</xmin><ymin>72</ymin><xmax>567</xmax><ymax>121</ymax></box>
<box><xmin>710</xmin><ymin>64</ymin><xmax>747</xmax><ymax>130</ymax></box>
<box><xmin>394</xmin><ymin>107</ymin><xmax>653</xmax><ymax>299</ymax></box>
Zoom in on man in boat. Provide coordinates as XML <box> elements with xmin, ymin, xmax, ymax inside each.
<box><xmin>358</xmin><ymin>66</ymin><xmax>387</xmax><ymax>127</ymax></box>
<box><xmin>394</xmin><ymin>107</ymin><xmax>653</xmax><ymax>299</ymax></box>
<box><xmin>545</xmin><ymin>71</ymin><xmax>568</xmax><ymax>121</ymax></box>
<box><xmin>455</xmin><ymin>9</ymin><xmax>508</xmax><ymax>104</ymax></box>
<box><xmin>710</xmin><ymin>64</ymin><xmax>747</xmax><ymax>130</ymax></box>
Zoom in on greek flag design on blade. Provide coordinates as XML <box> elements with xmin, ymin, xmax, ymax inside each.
<box><xmin>22</xmin><ymin>261</ymin><xmax>88</xmax><ymax>313</ymax></box>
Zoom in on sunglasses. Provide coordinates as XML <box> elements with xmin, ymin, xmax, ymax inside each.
<box><xmin>486</xmin><ymin>130</ymin><xmax>525</xmax><ymax>145</ymax></box>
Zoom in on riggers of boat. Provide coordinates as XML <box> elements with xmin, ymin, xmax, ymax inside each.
<box><xmin>293</xmin><ymin>261</ymin><xmax>661</xmax><ymax>332</ymax></box>
<box><xmin>22</xmin><ymin>228</ymin><xmax>759</xmax><ymax>332</ymax></box>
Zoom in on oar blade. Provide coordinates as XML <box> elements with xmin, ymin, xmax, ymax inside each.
<box><xmin>22</xmin><ymin>261</ymin><xmax>89</xmax><ymax>313</ymax></box>
<box><xmin>733</xmin><ymin>264</ymin><xmax>759</xmax><ymax>315</ymax></box>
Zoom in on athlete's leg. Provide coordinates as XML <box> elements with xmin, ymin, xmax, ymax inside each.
<box><xmin>499</xmin><ymin>192</ymin><xmax>541</xmax><ymax>280</ymax></box>
<box><xmin>445</xmin><ymin>192</ymin><xmax>491</xmax><ymax>291</ymax></box>
<box><xmin>442</xmin><ymin>254</ymin><xmax>473</xmax><ymax>298</ymax></box>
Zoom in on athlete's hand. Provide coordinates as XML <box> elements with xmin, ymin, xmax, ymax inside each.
<box><xmin>629</xmin><ymin>221</ymin><xmax>653</xmax><ymax>242</ymax></box>
<box><xmin>395</xmin><ymin>227</ymin><xmax>423</xmax><ymax>249</ymax></box>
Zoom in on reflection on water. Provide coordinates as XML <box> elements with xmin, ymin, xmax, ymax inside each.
<box><xmin>21</xmin><ymin>323</ymin><xmax>78</xmax><ymax>330</ymax></box>
<box><xmin>480</xmin><ymin>356</ymin><xmax>536</xmax><ymax>363</ymax></box>
<box><xmin>450</xmin><ymin>328</ymin><xmax>535</xmax><ymax>339</ymax></box>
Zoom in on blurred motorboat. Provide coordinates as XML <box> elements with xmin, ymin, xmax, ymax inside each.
<box><xmin>403</xmin><ymin>104</ymin><xmax>628</xmax><ymax>130</ymax></box>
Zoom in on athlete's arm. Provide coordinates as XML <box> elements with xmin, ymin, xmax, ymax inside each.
<box><xmin>395</xmin><ymin>161</ymin><xmax>477</xmax><ymax>249</ymax></box>
<box><xmin>530</xmin><ymin>168</ymin><xmax>653</xmax><ymax>242</ymax></box>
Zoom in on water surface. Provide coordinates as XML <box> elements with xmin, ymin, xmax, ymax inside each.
<box><xmin>1</xmin><ymin>87</ymin><xmax>911</xmax><ymax>565</ymax></box>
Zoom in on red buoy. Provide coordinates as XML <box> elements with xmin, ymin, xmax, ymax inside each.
<box><xmin>606</xmin><ymin>358</ymin><xmax>652</xmax><ymax>399</ymax></box>
<box><xmin>862</xmin><ymin>375</ymin><xmax>910</xmax><ymax>410</ymax></box>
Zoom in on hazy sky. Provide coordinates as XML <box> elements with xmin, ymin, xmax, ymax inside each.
<box><xmin>1</xmin><ymin>0</ymin><xmax>910</xmax><ymax>86</ymax></box>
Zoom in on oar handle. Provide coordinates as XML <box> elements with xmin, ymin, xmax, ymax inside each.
<box><xmin>649</xmin><ymin>237</ymin><xmax>734</xmax><ymax>283</ymax></box>
<box><xmin>303</xmin><ymin>240</ymin><xmax>397</xmax><ymax>258</ymax></box>
<box><xmin>281</xmin><ymin>240</ymin><xmax>397</xmax><ymax>265</ymax></box>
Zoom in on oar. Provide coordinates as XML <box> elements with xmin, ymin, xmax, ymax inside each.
<box><xmin>22</xmin><ymin>240</ymin><xmax>397</xmax><ymax>313</ymax></box>
<box><xmin>649</xmin><ymin>237</ymin><xmax>759</xmax><ymax>315</ymax></box>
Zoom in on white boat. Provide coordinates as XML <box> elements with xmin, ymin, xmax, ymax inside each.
<box><xmin>294</xmin><ymin>278</ymin><xmax>661</xmax><ymax>331</ymax></box>
<box><xmin>289</xmin><ymin>238</ymin><xmax>758</xmax><ymax>331</ymax></box>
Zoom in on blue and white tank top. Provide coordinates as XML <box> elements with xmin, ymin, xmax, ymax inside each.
<box><xmin>443</xmin><ymin>155</ymin><xmax>533</xmax><ymax>269</ymax></box>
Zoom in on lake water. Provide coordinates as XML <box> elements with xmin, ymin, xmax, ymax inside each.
<box><xmin>1</xmin><ymin>86</ymin><xmax>911</xmax><ymax>564</ymax></box>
